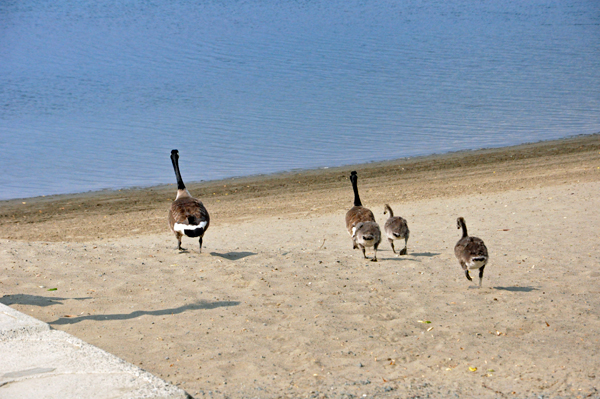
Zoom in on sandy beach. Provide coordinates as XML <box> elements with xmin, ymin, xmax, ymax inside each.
<box><xmin>1</xmin><ymin>134</ymin><xmax>599</xmax><ymax>398</ymax></box>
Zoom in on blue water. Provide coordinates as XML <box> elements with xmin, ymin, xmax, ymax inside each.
<box><xmin>1</xmin><ymin>0</ymin><xmax>599</xmax><ymax>200</ymax></box>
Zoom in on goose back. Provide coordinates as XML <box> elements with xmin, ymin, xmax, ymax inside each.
<box><xmin>169</xmin><ymin>196</ymin><xmax>210</xmax><ymax>237</ymax></box>
<box><xmin>454</xmin><ymin>235</ymin><xmax>488</xmax><ymax>268</ymax></box>
<box><xmin>346</xmin><ymin>206</ymin><xmax>376</xmax><ymax>235</ymax></box>
<box><xmin>353</xmin><ymin>221</ymin><xmax>381</xmax><ymax>247</ymax></box>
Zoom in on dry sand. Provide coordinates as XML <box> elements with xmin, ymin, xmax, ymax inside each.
<box><xmin>1</xmin><ymin>134</ymin><xmax>599</xmax><ymax>398</ymax></box>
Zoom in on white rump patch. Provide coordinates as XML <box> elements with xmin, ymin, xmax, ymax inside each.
<box><xmin>467</xmin><ymin>258</ymin><xmax>487</xmax><ymax>269</ymax></box>
<box><xmin>174</xmin><ymin>221</ymin><xmax>207</xmax><ymax>233</ymax></box>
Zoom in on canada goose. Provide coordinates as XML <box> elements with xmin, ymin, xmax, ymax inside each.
<box><xmin>345</xmin><ymin>171</ymin><xmax>381</xmax><ymax>261</ymax></box>
<box><xmin>383</xmin><ymin>204</ymin><xmax>409</xmax><ymax>255</ymax></box>
<box><xmin>454</xmin><ymin>217</ymin><xmax>488</xmax><ymax>287</ymax></box>
<box><xmin>168</xmin><ymin>150</ymin><xmax>210</xmax><ymax>252</ymax></box>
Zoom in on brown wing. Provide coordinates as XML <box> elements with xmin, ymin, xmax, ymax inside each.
<box><xmin>345</xmin><ymin>206</ymin><xmax>376</xmax><ymax>234</ymax></box>
<box><xmin>169</xmin><ymin>197</ymin><xmax>210</xmax><ymax>231</ymax></box>
<box><xmin>467</xmin><ymin>237</ymin><xmax>488</xmax><ymax>257</ymax></box>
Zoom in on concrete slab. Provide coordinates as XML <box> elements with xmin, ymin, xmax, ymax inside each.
<box><xmin>0</xmin><ymin>303</ymin><xmax>192</xmax><ymax>399</ymax></box>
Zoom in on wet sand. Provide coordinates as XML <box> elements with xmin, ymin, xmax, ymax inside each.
<box><xmin>1</xmin><ymin>134</ymin><xmax>599</xmax><ymax>398</ymax></box>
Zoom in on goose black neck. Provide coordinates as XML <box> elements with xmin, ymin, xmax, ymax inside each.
<box><xmin>350</xmin><ymin>171</ymin><xmax>362</xmax><ymax>207</ymax></box>
<box><xmin>458</xmin><ymin>218</ymin><xmax>468</xmax><ymax>238</ymax></box>
<box><xmin>170</xmin><ymin>150</ymin><xmax>186</xmax><ymax>190</ymax></box>
<box><xmin>384</xmin><ymin>204</ymin><xmax>394</xmax><ymax>217</ymax></box>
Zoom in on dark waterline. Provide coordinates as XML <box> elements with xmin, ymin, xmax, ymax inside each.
<box><xmin>1</xmin><ymin>0</ymin><xmax>599</xmax><ymax>200</ymax></box>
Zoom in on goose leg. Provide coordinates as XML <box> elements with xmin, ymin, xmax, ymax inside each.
<box><xmin>198</xmin><ymin>236</ymin><xmax>203</xmax><ymax>253</ymax></box>
<box><xmin>176</xmin><ymin>233</ymin><xmax>185</xmax><ymax>251</ymax></box>
<box><xmin>371</xmin><ymin>243</ymin><xmax>379</xmax><ymax>262</ymax></box>
<box><xmin>399</xmin><ymin>238</ymin><xmax>408</xmax><ymax>255</ymax></box>
<box><xmin>478</xmin><ymin>265</ymin><xmax>486</xmax><ymax>288</ymax></box>
<box><xmin>400</xmin><ymin>239</ymin><xmax>408</xmax><ymax>255</ymax></box>
<box><xmin>360</xmin><ymin>245</ymin><xmax>367</xmax><ymax>259</ymax></box>
<box><xmin>464</xmin><ymin>270</ymin><xmax>472</xmax><ymax>281</ymax></box>
<box><xmin>389</xmin><ymin>239</ymin><xmax>396</xmax><ymax>254</ymax></box>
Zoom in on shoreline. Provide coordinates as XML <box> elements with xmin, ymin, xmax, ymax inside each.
<box><xmin>1</xmin><ymin>133</ymin><xmax>598</xmax><ymax>242</ymax></box>
<box><xmin>2</xmin><ymin>132</ymin><xmax>598</xmax><ymax>204</ymax></box>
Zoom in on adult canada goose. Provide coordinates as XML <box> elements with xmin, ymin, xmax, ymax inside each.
<box><xmin>454</xmin><ymin>217</ymin><xmax>488</xmax><ymax>287</ymax></box>
<box><xmin>168</xmin><ymin>150</ymin><xmax>210</xmax><ymax>252</ymax></box>
<box><xmin>345</xmin><ymin>171</ymin><xmax>381</xmax><ymax>261</ymax></box>
<box><xmin>383</xmin><ymin>204</ymin><xmax>409</xmax><ymax>256</ymax></box>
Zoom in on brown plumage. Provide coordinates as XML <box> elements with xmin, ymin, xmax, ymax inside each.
<box><xmin>383</xmin><ymin>204</ymin><xmax>409</xmax><ymax>256</ymax></box>
<box><xmin>454</xmin><ymin>217</ymin><xmax>488</xmax><ymax>287</ymax></box>
<box><xmin>168</xmin><ymin>150</ymin><xmax>210</xmax><ymax>252</ymax></box>
<box><xmin>345</xmin><ymin>171</ymin><xmax>381</xmax><ymax>261</ymax></box>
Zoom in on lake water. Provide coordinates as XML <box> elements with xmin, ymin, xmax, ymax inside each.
<box><xmin>1</xmin><ymin>0</ymin><xmax>599</xmax><ymax>200</ymax></box>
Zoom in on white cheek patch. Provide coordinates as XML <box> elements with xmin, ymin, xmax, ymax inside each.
<box><xmin>174</xmin><ymin>221</ymin><xmax>207</xmax><ymax>233</ymax></box>
<box><xmin>351</xmin><ymin>226</ymin><xmax>358</xmax><ymax>238</ymax></box>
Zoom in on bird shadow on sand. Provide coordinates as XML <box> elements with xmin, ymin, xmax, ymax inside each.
<box><xmin>49</xmin><ymin>300</ymin><xmax>240</xmax><ymax>325</ymax></box>
<box><xmin>493</xmin><ymin>286</ymin><xmax>539</xmax><ymax>292</ymax></box>
<box><xmin>410</xmin><ymin>252</ymin><xmax>441</xmax><ymax>257</ymax></box>
<box><xmin>210</xmin><ymin>251</ymin><xmax>257</xmax><ymax>260</ymax></box>
<box><xmin>0</xmin><ymin>294</ymin><xmax>92</xmax><ymax>307</ymax></box>
<box><xmin>379</xmin><ymin>255</ymin><xmax>415</xmax><ymax>262</ymax></box>
<box><xmin>381</xmin><ymin>251</ymin><xmax>440</xmax><ymax>262</ymax></box>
